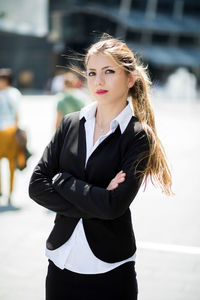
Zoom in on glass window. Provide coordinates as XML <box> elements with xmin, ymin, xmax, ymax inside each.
<box><xmin>152</xmin><ymin>33</ymin><xmax>169</xmax><ymax>44</ymax></box>
<box><xmin>126</xmin><ymin>31</ymin><xmax>142</xmax><ymax>43</ymax></box>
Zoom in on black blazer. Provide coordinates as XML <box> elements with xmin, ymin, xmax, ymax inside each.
<box><xmin>29</xmin><ymin>111</ymin><xmax>149</xmax><ymax>263</ymax></box>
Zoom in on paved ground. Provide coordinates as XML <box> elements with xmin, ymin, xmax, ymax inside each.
<box><xmin>0</xmin><ymin>95</ymin><xmax>200</xmax><ymax>300</ymax></box>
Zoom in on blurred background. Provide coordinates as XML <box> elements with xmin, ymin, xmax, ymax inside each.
<box><xmin>0</xmin><ymin>0</ymin><xmax>200</xmax><ymax>94</ymax></box>
<box><xmin>0</xmin><ymin>1</ymin><xmax>200</xmax><ymax>300</ymax></box>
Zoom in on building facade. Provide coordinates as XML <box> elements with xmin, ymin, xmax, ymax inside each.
<box><xmin>0</xmin><ymin>0</ymin><xmax>199</xmax><ymax>89</ymax></box>
<box><xmin>49</xmin><ymin>0</ymin><xmax>200</xmax><ymax>85</ymax></box>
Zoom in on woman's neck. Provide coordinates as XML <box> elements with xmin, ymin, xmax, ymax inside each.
<box><xmin>95</xmin><ymin>101</ymin><xmax>127</xmax><ymax>127</ymax></box>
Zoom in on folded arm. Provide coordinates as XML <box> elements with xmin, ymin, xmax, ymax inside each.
<box><xmin>53</xmin><ymin>130</ymin><xmax>150</xmax><ymax>220</ymax></box>
<box><xmin>28</xmin><ymin>117</ymin><xmax>91</xmax><ymax>219</ymax></box>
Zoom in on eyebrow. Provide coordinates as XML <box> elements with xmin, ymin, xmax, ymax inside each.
<box><xmin>88</xmin><ymin>66</ymin><xmax>114</xmax><ymax>71</ymax></box>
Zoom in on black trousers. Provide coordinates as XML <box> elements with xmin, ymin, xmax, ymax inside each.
<box><xmin>46</xmin><ymin>260</ymin><xmax>138</xmax><ymax>300</ymax></box>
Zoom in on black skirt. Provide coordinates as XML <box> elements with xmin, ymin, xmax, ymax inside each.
<box><xmin>46</xmin><ymin>260</ymin><xmax>138</xmax><ymax>300</ymax></box>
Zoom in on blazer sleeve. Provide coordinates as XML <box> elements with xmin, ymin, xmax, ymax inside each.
<box><xmin>28</xmin><ymin>116</ymin><xmax>91</xmax><ymax>219</ymax></box>
<box><xmin>52</xmin><ymin>129</ymin><xmax>150</xmax><ymax>220</ymax></box>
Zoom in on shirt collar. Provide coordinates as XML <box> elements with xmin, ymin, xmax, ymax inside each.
<box><xmin>79</xmin><ymin>101</ymin><xmax>97</xmax><ymax>121</ymax></box>
<box><xmin>79</xmin><ymin>100</ymin><xmax>133</xmax><ymax>134</ymax></box>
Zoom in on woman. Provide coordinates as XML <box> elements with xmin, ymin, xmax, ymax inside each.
<box><xmin>29</xmin><ymin>36</ymin><xmax>172</xmax><ymax>300</ymax></box>
<box><xmin>55</xmin><ymin>72</ymin><xmax>85</xmax><ymax>129</ymax></box>
<box><xmin>0</xmin><ymin>68</ymin><xmax>25</xmax><ymax>204</ymax></box>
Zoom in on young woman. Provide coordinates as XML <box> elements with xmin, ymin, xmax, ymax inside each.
<box><xmin>29</xmin><ymin>36</ymin><xmax>172</xmax><ymax>300</ymax></box>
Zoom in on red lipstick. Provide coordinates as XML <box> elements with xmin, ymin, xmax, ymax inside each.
<box><xmin>96</xmin><ymin>89</ymin><xmax>108</xmax><ymax>95</ymax></box>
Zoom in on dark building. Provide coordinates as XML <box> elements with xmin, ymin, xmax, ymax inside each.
<box><xmin>49</xmin><ymin>0</ymin><xmax>200</xmax><ymax>85</ymax></box>
<box><xmin>0</xmin><ymin>0</ymin><xmax>200</xmax><ymax>89</ymax></box>
<box><xmin>0</xmin><ymin>0</ymin><xmax>52</xmax><ymax>90</ymax></box>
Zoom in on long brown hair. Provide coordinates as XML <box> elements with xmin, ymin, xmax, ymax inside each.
<box><xmin>84</xmin><ymin>35</ymin><xmax>173</xmax><ymax>196</ymax></box>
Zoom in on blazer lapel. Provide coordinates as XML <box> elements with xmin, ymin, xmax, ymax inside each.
<box><xmin>61</xmin><ymin>114</ymin><xmax>86</xmax><ymax>180</ymax></box>
<box><xmin>78</xmin><ymin>117</ymin><xmax>87</xmax><ymax>179</ymax></box>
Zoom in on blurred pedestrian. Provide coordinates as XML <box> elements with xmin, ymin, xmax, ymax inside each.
<box><xmin>50</xmin><ymin>70</ymin><xmax>65</xmax><ymax>94</ymax></box>
<box><xmin>29</xmin><ymin>36</ymin><xmax>173</xmax><ymax>300</ymax></box>
<box><xmin>0</xmin><ymin>69</ymin><xmax>20</xmax><ymax>131</ymax></box>
<box><xmin>55</xmin><ymin>71</ymin><xmax>85</xmax><ymax>128</ymax></box>
<box><xmin>0</xmin><ymin>68</ymin><xmax>25</xmax><ymax>204</ymax></box>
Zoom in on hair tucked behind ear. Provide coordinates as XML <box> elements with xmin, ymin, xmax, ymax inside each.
<box><xmin>71</xmin><ymin>34</ymin><xmax>173</xmax><ymax>195</ymax></box>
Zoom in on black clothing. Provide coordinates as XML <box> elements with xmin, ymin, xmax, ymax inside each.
<box><xmin>29</xmin><ymin>112</ymin><xmax>149</xmax><ymax>263</ymax></box>
<box><xmin>46</xmin><ymin>260</ymin><xmax>138</xmax><ymax>300</ymax></box>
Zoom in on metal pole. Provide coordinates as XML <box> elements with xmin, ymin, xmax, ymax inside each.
<box><xmin>173</xmin><ymin>0</ymin><xmax>184</xmax><ymax>20</ymax></box>
<box><xmin>145</xmin><ymin>0</ymin><xmax>158</xmax><ymax>20</ymax></box>
<box><xmin>48</xmin><ymin>11</ymin><xmax>63</xmax><ymax>43</ymax></box>
<box><xmin>169</xmin><ymin>1</ymin><xmax>184</xmax><ymax>45</ymax></box>
<box><xmin>115</xmin><ymin>0</ymin><xmax>132</xmax><ymax>39</ymax></box>
<box><xmin>141</xmin><ymin>0</ymin><xmax>158</xmax><ymax>44</ymax></box>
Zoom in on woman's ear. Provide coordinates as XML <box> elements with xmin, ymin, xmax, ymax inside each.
<box><xmin>128</xmin><ymin>71</ymin><xmax>137</xmax><ymax>88</ymax></box>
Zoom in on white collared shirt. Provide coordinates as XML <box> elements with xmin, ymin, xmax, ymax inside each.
<box><xmin>46</xmin><ymin>100</ymin><xmax>136</xmax><ymax>274</ymax></box>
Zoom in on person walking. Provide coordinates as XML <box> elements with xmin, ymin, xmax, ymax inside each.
<box><xmin>0</xmin><ymin>69</ymin><xmax>24</xmax><ymax>203</ymax></box>
<box><xmin>55</xmin><ymin>71</ymin><xmax>85</xmax><ymax>129</ymax></box>
<box><xmin>0</xmin><ymin>69</ymin><xmax>21</xmax><ymax>132</ymax></box>
<box><xmin>29</xmin><ymin>36</ymin><xmax>172</xmax><ymax>300</ymax></box>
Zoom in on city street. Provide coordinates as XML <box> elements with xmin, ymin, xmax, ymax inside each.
<box><xmin>0</xmin><ymin>95</ymin><xmax>200</xmax><ymax>300</ymax></box>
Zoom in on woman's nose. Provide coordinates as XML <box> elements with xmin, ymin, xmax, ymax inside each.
<box><xmin>95</xmin><ymin>73</ymin><xmax>104</xmax><ymax>86</ymax></box>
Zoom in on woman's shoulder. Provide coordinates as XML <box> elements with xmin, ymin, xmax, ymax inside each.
<box><xmin>62</xmin><ymin>111</ymin><xmax>81</xmax><ymax>125</ymax></box>
<box><xmin>125</xmin><ymin>116</ymin><xmax>146</xmax><ymax>137</ymax></box>
<box><xmin>121</xmin><ymin>117</ymin><xmax>150</xmax><ymax>154</ymax></box>
<box><xmin>57</xmin><ymin>111</ymin><xmax>81</xmax><ymax>135</ymax></box>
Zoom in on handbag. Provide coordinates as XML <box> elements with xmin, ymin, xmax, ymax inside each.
<box><xmin>15</xmin><ymin>128</ymin><xmax>27</xmax><ymax>150</ymax></box>
<box><xmin>15</xmin><ymin>127</ymin><xmax>32</xmax><ymax>170</ymax></box>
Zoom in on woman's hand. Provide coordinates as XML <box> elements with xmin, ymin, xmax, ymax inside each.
<box><xmin>106</xmin><ymin>170</ymin><xmax>126</xmax><ymax>190</ymax></box>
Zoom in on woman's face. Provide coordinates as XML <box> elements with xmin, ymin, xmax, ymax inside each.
<box><xmin>86</xmin><ymin>53</ymin><xmax>131</xmax><ymax>106</ymax></box>
<box><xmin>0</xmin><ymin>78</ymin><xmax>9</xmax><ymax>90</ymax></box>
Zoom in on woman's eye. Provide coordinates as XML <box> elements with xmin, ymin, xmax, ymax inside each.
<box><xmin>88</xmin><ymin>72</ymin><xmax>96</xmax><ymax>77</ymax></box>
<box><xmin>105</xmin><ymin>69</ymin><xmax>115</xmax><ymax>74</ymax></box>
